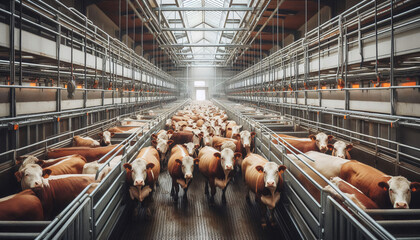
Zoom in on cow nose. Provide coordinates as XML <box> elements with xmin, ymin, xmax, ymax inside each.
<box><xmin>226</xmin><ymin>165</ymin><xmax>233</xmax><ymax>170</ymax></box>
<box><xmin>157</xmin><ymin>148</ymin><xmax>160</xmax><ymax>151</ymax></box>
<box><xmin>244</xmin><ymin>144</ymin><xmax>250</xmax><ymax>148</ymax></box>
<box><xmin>134</xmin><ymin>180</ymin><xmax>144</xmax><ymax>186</ymax></box>
<box><xmin>34</xmin><ymin>181</ymin><xmax>41</xmax><ymax>186</ymax></box>
<box><xmin>266</xmin><ymin>181</ymin><xmax>275</xmax><ymax>187</ymax></box>
<box><xmin>320</xmin><ymin>147</ymin><xmax>327</xmax><ymax>153</ymax></box>
<box><xmin>185</xmin><ymin>174</ymin><xmax>193</xmax><ymax>179</ymax></box>
<box><xmin>395</xmin><ymin>202</ymin><xmax>408</xmax><ymax>209</ymax></box>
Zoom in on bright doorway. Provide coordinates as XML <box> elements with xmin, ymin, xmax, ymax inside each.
<box><xmin>196</xmin><ymin>89</ymin><xmax>206</xmax><ymax>101</ymax></box>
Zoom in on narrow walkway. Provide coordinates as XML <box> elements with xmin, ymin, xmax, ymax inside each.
<box><xmin>118</xmin><ymin>167</ymin><xmax>284</xmax><ymax>239</ymax></box>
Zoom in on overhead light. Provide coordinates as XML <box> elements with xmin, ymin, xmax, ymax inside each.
<box><xmin>22</xmin><ymin>55</ymin><xmax>34</xmax><ymax>59</ymax></box>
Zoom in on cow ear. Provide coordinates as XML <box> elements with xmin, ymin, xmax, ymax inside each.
<box><xmin>151</xmin><ymin>140</ymin><xmax>157</xmax><ymax>146</ymax></box>
<box><xmin>328</xmin><ymin>135</ymin><xmax>334</xmax><ymax>141</ymax></box>
<box><xmin>110</xmin><ymin>132</ymin><xmax>115</xmax><ymax>137</ymax></box>
<box><xmin>238</xmin><ymin>125</ymin><xmax>243</xmax><ymax>129</ymax></box>
<box><xmin>123</xmin><ymin>163</ymin><xmax>132</xmax><ymax>170</ymax></box>
<box><xmin>151</xmin><ymin>134</ymin><xmax>157</xmax><ymax>139</ymax></box>
<box><xmin>378</xmin><ymin>181</ymin><xmax>389</xmax><ymax>191</ymax></box>
<box><xmin>36</xmin><ymin>160</ymin><xmax>45</xmax><ymax>166</ymax></box>
<box><xmin>213</xmin><ymin>152</ymin><xmax>221</xmax><ymax>159</ymax></box>
<box><xmin>146</xmin><ymin>163</ymin><xmax>155</xmax><ymax>170</ymax></box>
<box><xmin>309</xmin><ymin>135</ymin><xmax>316</xmax><ymax>141</ymax></box>
<box><xmin>42</xmin><ymin>169</ymin><xmax>52</xmax><ymax>178</ymax></box>
<box><xmin>227</xmin><ymin>128</ymin><xmax>232</xmax><ymax>131</ymax></box>
<box><xmin>410</xmin><ymin>182</ymin><xmax>420</xmax><ymax>192</ymax></box>
<box><xmin>194</xmin><ymin>158</ymin><xmax>200</xmax><ymax>165</ymax></box>
<box><xmin>251</xmin><ymin>132</ymin><xmax>256</xmax><ymax>138</ymax></box>
<box><xmin>255</xmin><ymin>165</ymin><xmax>264</xmax><ymax>173</ymax></box>
<box><xmin>98</xmin><ymin>132</ymin><xmax>103</xmax><ymax>137</ymax></box>
<box><xmin>327</xmin><ymin>144</ymin><xmax>334</xmax><ymax>151</ymax></box>
<box><xmin>210</xmin><ymin>133</ymin><xmax>214</xmax><ymax>137</ymax></box>
<box><xmin>167</xmin><ymin>140</ymin><xmax>174</xmax><ymax>145</ymax></box>
<box><xmin>14</xmin><ymin>171</ymin><xmax>23</xmax><ymax>182</ymax></box>
<box><xmin>167</xmin><ymin>130</ymin><xmax>174</xmax><ymax>134</ymax></box>
<box><xmin>234</xmin><ymin>152</ymin><xmax>242</xmax><ymax>159</ymax></box>
<box><xmin>175</xmin><ymin>159</ymin><xmax>182</xmax><ymax>165</ymax></box>
<box><xmin>346</xmin><ymin>144</ymin><xmax>353</xmax><ymax>151</ymax></box>
<box><xmin>278</xmin><ymin>165</ymin><xmax>287</xmax><ymax>174</ymax></box>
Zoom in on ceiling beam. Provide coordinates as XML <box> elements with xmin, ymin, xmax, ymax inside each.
<box><xmin>162</xmin><ymin>28</ymin><xmax>249</xmax><ymax>31</ymax></box>
<box><xmin>153</xmin><ymin>7</ymin><xmax>254</xmax><ymax>11</ymax></box>
<box><xmin>161</xmin><ymin>44</ymin><xmax>251</xmax><ymax>48</ymax></box>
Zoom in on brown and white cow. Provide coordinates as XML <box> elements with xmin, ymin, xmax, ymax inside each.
<box><xmin>272</xmin><ymin>132</ymin><xmax>333</xmax><ymax>154</ymax></box>
<box><xmin>340</xmin><ymin>160</ymin><xmax>420</xmax><ymax>209</ymax></box>
<box><xmin>72</xmin><ymin>136</ymin><xmax>100</xmax><ymax>147</ymax></box>
<box><xmin>33</xmin><ymin>175</ymin><xmax>97</xmax><ymax>220</ymax></box>
<box><xmin>123</xmin><ymin>146</ymin><xmax>160</xmax><ymax>203</ymax></box>
<box><xmin>198</xmin><ymin>146</ymin><xmax>242</xmax><ymax>204</ymax></box>
<box><xmin>170</xmin><ymin>130</ymin><xmax>203</xmax><ymax>147</ymax></box>
<box><xmin>323</xmin><ymin>177</ymin><xmax>378</xmax><ymax>210</ymax></box>
<box><xmin>183</xmin><ymin>142</ymin><xmax>200</xmax><ymax>157</ymax></box>
<box><xmin>168</xmin><ymin>145</ymin><xmax>199</xmax><ymax>201</ymax></box>
<box><xmin>151</xmin><ymin>129</ymin><xmax>174</xmax><ymax>141</ymax></box>
<box><xmin>38</xmin><ymin>154</ymin><xmax>87</xmax><ymax>176</ymax></box>
<box><xmin>47</xmin><ymin>145</ymin><xmax>122</xmax><ymax>162</ymax></box>
<box><xmin>242</xmin><ymin>153</ymin><xmax>286</xmax><ymax>227</ymax></box>
<box><xmin>0</xmin><ymin>189</ymin><xmax>44</xmax><ymax>221</ymax></box>
<box><xmin>99</xmin><ymin>131</ymin><xmax>114</xmax><ymax>146</ymax></box>
<box><xmin>238</xmin><ymin>130</ymin><xmax>256</xmax><ymax>155</ymax></box>
<box><xmin>151</xmin><ymin>138</ymin><xmax>174</xmax><ymax>166</ymax></box>
<box><xmin>108</xmin><ymin>126</ymin><xmax>140</xmax><ymax>133</ymax></box>
<box><xmin>82</xmin><ymin>155</ymin><xmax>123</xmax><ymax>180</ymax></box>
<box><xmin>327</xmin><ymin>141</ymin><xmax>353</xmax><ymax>159</ymax></box>
<box><xmin>288</xmin><ymin>151</ymin><xmax>349</xmax><ymax>180</ymax></box>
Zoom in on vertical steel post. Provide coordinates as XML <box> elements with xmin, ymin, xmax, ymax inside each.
<box><xmin>56</xmin><ymin>16</ymin><xmax>61</xmax><ymax>112</ymax></box>
<box><xmin>9</xmin><ymin>0</ymin><xmax>17</xmax><ymax>150</ymax></box>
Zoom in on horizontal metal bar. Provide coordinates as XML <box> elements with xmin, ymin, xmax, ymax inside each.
<box><xmin>377</xmin><ymin>220</ymin><xmax>420</xmax><ymax>227</ymax></box>
<box><xmin>175</xmin><ymin>53</ymin><xmax>231</xmax><ymax>55</ymax></box>
<box><xmin>365</xmin><ymin>209</ymin><xmax>420</xmax><ymax>215</ymax></box>
<box><xmin>162</xmin><ymin>27</ymin><xmax>249</xmax><ymax>31</ymax></box>
<box><xmin>179</xmin><ymin>59</ymin><xmax>226</xmax><ymax>62</ymax></box>
<box><xmin>154</xmin><ymin>7</ymin><xmax>254</xmax><ymax>11</ymax></box>
<box><xmin>161</xmin><ymin>44</ymin><xmax>251</xmax><ymax>48</ymax></box>
<box><xmin>0</xmin><ymin>233</ymin><xmax>39</xmax><ymax>238</ymax></box>
<box><xmin>0</xmin><ymin>221</ymin><xmax>50</xmax><ymax>226</ymax></box>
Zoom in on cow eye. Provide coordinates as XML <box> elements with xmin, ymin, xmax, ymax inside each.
<box><xmin>389</xmin><ymin>189</ymin><xmax>393</xmax><ymax>192</ymax></box>
<box><xmin>25</xmin><ymin>173</ymin><xmax>29</xmax><ymax>177</ymax></box>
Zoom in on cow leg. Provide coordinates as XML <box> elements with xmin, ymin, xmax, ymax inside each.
<box><xmin>172</xmin><ymin>179</ymin><xmax>179</xmax><ymax>202</ymax></box>
<box><xmin>245</xmin><ymin>187</ymin><xmax>251</xmax><ymax>204</ymax></box>
<box><xmin>221</xmin><ymin>181</ymin><xmax>231</xmax><ymax>204</ymax></box>
<box><xmin>170</xmin><ymin>179</ymin><xmax>175</xmax><ymax>197</ymax></box>
<box><xmin>256</xmin><ymin>196</ymin><xmax>267</xmax><ymax>228</ymax></box>
<box><xmin>268</xmin><ymin>209</ymin><xmax>276</xmax><ymax>227</ymax></box>
<box><xmin>204</xmin><ymin>179</ymin><xmax>209</xmax><ymax>195</ymax></box>
<box><xmin>209</xmin><ymin>178</ymin><xmax>216</xmax><ymax>205</ymax></box>
<box><xmin>183</xmin><ymin>180</ymin><xmax>192</xmax><ymax>200</ymax></box>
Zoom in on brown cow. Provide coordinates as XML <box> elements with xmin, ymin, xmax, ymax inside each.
<box><xmin>272</xmin><ymin>132</ymin><xmax>333</xmax><ymax>153</ymax></box>
<box><xmin>323</xmin><ymin>177</ymin><xmax>378</xmax><ymax>210</ymax></box>
<box><xmin>198</xmin><ymin>146</ymin><xmax>242</xmax><ymax>204</ymax></box>
<box><xmin>242</xmin><ymin>153</ymin><xmax>286</xmax><ymax>227</ymax></box>
<box><xmin>170</xmin><ymin>130</ymin><xmax>203</xmax><ymax>146</ymax></box>
<box><xmin>0</xmin><ymin>189</ymin><xmax>44</xmax><ymax>220</ymax></box>
<box><xmin>39</xmin><ymin>154</ymin><xmax>87</xmax><ymax>176</ymax></box>
<box><xmin>47</xmin><ymin>145</ymin><xmax>122</xmax><ymax>162</ymax></box>
<box><xmin>108</xmin><ymin>126</ymin><xmax>140</xmax><ymax>133</ymax></box>
<box><xmin>72</xmin><ymin>136</ymin><xmax>100</xmax><ymax>147</ymax></box>
<box><xmin>340</xmin><ymin>160</ymin><xmax>420</xmax><ymax>209</ymax></box>
<box><xmin>33</xmin><ymin>175</ymin><xmax>97</xmax><ymax>220</ymax></box>
<box><xmin>123</xmin><ymin>147</ymin><xmax>160</xmax><ymax>203</ymax></box>
<box><xmin>168</xmin><ymin>145</ymin><xmax>199</xmax><ymax>201</ymax></box>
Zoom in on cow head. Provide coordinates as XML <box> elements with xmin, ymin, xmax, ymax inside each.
<box><xmin>220</xmin><ymin>141</ymin><xmax>236</xmax><ymax>152</ymax></box>
<box><xmin>184</xmin><ymin>142</ymin><xmax>200</xmax><ymax>156</ymax></box>
<box><xmin>239</xmin><ymin>130</ymin><xmax>256</xmax><ymax>150</ymax></box>
<box><xmin>152</xmin><ymin>139</ymin><xmax>173</xmax><ymax>155</ymax></box>
<box><xmin>216</xmin><ymin>148</ymin><xmax>236</xmax><ymax>171</ymax></box>
<box><xmin>123</xmin><ymin>159</ymin><xmax>154</xmax><ymax>187</ymax></box>
<box><xmin>212</xmin><ymin>126</ymin><xmax>222</xmax><ymax>136</ymax></box>
<box><xmin>15</xmin><ymin>164</ymin><xmax>51</xmax><ymax>190</ymax></box>
<box><xmin>328</xmin><ymin>141</ymin><xmax>353</xmax><ymax>159</ymax></box>
<box><xmin>82</xmin><ymin>161</ymin><xmax>100</xmax><ymax>174</ymax></box>
<box><xmin>378</xmin><ymin>176</ymin><xmax>420</xmax><ymax>209</ymax></box>
<box><xmin>175</xmin><ymin>156</ymin><xmax>199</xmax><ymax>180</ymax></box>
<box><xmin>231</xmin><ymin>125</ymin><xmax>242</xmax><ymax>137</ymax></box>
<box><xmin>309</xmin><ymin>132</ymin><xmax>333</xmax><ymax>153</ymax></box>
<box><xmin>99</xmin><ymin>131</ymin><xmax>114</xmax><ymax>146</ymax></box>
<box><xmin>165</xmin><ymin>119</ymin><xmax>172</xmax><ymax>129</ymax></box>
<box><xmin>202</xmin><ymin>133</ymin><xmax>214</xmax><ymax>146</ymax></box>
<box><xmin>255</xmin><ymin>162</ymin><xmax>286</xmax><ymax>189</ymax></box>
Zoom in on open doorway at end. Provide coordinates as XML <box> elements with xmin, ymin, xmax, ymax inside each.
<box><xmin>196</xmin><ymin>89</ymin><xmax>206</xmax><ymax>101</ymax></box>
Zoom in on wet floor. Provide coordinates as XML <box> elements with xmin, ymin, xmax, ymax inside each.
<box><xmin>117</xmin><ymin>167</ymin><xmax>284</xmax><ymax>240</ymax></box>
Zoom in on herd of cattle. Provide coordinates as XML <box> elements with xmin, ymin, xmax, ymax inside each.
<box><xmin>0</xmin><ymin>102</ymin><xmax>419</xmax><ymax>229</ymax></box>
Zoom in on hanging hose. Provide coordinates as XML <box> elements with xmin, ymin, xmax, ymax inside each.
<box><xmin>336</xmin><ymin>15</ymin><xmax>345</xmax><ymax>89</ymax></box>
<box><xmin>357</xmin><ymin>11</ymin><xmax>364</xmax><ymax>68</ymax></box>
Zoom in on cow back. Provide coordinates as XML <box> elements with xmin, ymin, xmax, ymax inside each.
<box><xmin>0</xmin><ymin>189</ymin><xmax>44</xmax><ymax>221</ymax></box>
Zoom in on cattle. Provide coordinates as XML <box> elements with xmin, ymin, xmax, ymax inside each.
<box><xmin>72</xmin><ymin>135</ymin><xmax>100</xmax><ymax>147</ymax></box>
<box><xmin>47</xmin><ymin>145</ymin><xmax>122</xmax><ymax>162</ymax></box>
<box><xmin>168</xmin><ymin>145</ymin><xmax>199</xmax><ymax>201</ymax></box>
<box><xmin>151</xmin><ymin>130</ymin><xmax>173</xmax><ymax>141</ymax></box>
<box><xmin>35</xmin><ymin>154</ymin><xmax>86</xmax><ymax>176</ymax></box>
<box><xmin>183</xmin><ymin>142</ymin><xmax>200</xmax><ymax>157</ymax></box>
<box><xmin>99</xmin><ymin>131</ymin><xmax>114</xmax><ymax>146</ymax></box>
<box><xmin>172</xmin><ymin>116</ymin><xmax>189</xmax><ymax>122</ymax></box>
<box><xmin>226</xmin><ymin>122</ymin><xmax>241</xmax><ymax>138</ymax></box>
<box><xmin>15</xmin><ymin>164</ymin><xmax>47</xmax><ymax>190</ymax></box>
<box><xmin>196</xmin><ymin>119</ymin><xmax>204</xmax><ymax>127</ymax></box>
<box><xmin>323</xmin><ymin>177</ymin><xmax>378</xmax><ymax>210</ymax></box>
<box><xmin>165</xmin><ymin>119</ymin><xmax>173</xmax><ymax>130</ymax></box>
<box><xmin>212</xmin><ymin>136</ymin><xmax>237</xmax><ymax>150</ymax></box>
<box><xmin>202</xmin><ymin>132</ymin><xmax>214</xmax><ymax>147</ymax></box>
<box><xmin>288</xmin><ymin>151</ymin><xmax>349</xmax><ymax>179</ymax></box>
<box><xmin>272</xmin><ymin>132</ymin><xmax>333</xmax><ymax>154</ymax></box>
<box><xmin>0</xmin><ymin>189</ymin><xmax>44</xmax><ymax>221</ymax></box>
<box><xmin>242</xmin><ymin>153</ymin><xmax>286</xmax><ymax>227</ymax></box>
<box><xmin>123</xmin><ymin>146</ymin><xmax>160</xmax><ymax>204</ymax></box>
<box><xmin>108</xmin><ymin>126</ymin><xmax>140</xmax><ymax>133</ymax></box>
<box><xmin>211</xmin><ymin>126</ymin><xmax>222</xmax><ymax>137</ymax></box>
<box><xmin>16</xmin><ymin>155</ymin><xmax>83</xmax><ymax>171</ymax></box>
<box><xmin>221</xmin><ymin>141</ymin><xmax>236</xmax><ymax>152</ymax></box>
<box><xmin>198</xmin><ymin>146</ymin><xmax>242</xmax><ymax>204</ymax></box>
<box><xmin>82</xmin><ymin>156</ymin><xmax>122</xmax><ymax>180</ymax></box>
<box><xmin>328</xmin><ymin>141</ymin><xmax>353</xmax><ymax>159</ymax></box>
<box><xmin>170</xmin><ymin>130</ymin><xmax>203</xmax><ymax>146</ymax></box>
<box><xmin>238</xmin><ymin>130</ymin><xmax>256</xmax><ymax>155</ymax></box>
<box><xmin>33</xmin><ymin>175</ymin><xmax>97</xmax><ymax>220</ymax></box>
<box><xmin>340</xmin><ymin>160</ymin><xmax>420</xmax><ymax>209</ymax></box>
<box><xmin>151</xmin><ymin>138</ymin><xmax>174</xmax><ymax>166</ymax></box>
